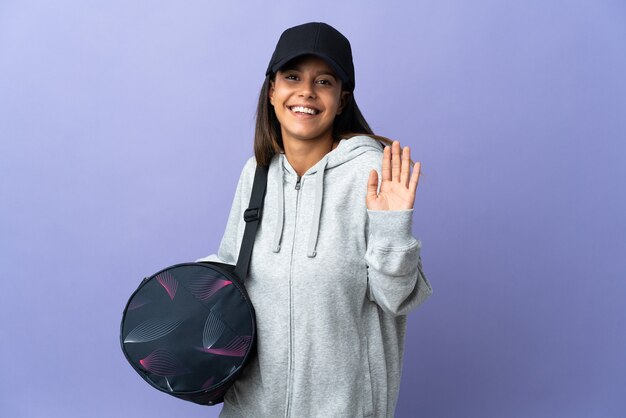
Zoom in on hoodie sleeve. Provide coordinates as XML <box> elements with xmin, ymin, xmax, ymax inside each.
<box><xmin>195</xmin><ymin>157</ymin><xmax>256</xmax><ymax>265</ymax></box>
<box><xmin>364</xmin><ymin>209</ymin><xmax>433</xmax><ymax>316</ymax></box>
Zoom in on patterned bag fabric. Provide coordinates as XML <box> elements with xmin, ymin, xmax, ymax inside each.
<box><xmin>120</xmin><ymin>164</ymin><xmax>268</xmax><ymax>405</ymax></box>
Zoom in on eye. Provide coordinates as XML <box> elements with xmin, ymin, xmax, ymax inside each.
<box><xmin>284</xmin><ymin>73</ymin><xmax>299</xmax><ymax>81</ymax></box>
<box><xmin>317</xmin><ymin>79</ymin><xmax>332</xmax><ymax>86</ymax></box>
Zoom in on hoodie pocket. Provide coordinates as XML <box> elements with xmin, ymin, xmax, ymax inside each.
<box><xmin>362</xmin><ymin>336</ymin><xmax>375</xmax><ymax>417</ymax></box>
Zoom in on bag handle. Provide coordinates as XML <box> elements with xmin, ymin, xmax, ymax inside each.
<box><xmin>234</xmin><ymin>163</ymin><xmax>269</xmax><ymax>281</ymax></box>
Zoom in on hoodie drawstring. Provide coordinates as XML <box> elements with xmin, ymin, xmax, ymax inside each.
<box><xmin>306</xmin><ymin>157</ymin><xmax>328</xmax><ymax>258</ymax></box>
<box><xmin>269</xmin><ymin>138</ymin><xmax>383</xmax><ymax>259</ymax></box>
<box><xmin>272</xmin><ymin>159</ymin><xmax>285</xmax><ymax>253</ymax></box>
<box><xmin>271</xmin><ymin>154</ymin><xmax>328</xmax><ymax>258</ymax></box>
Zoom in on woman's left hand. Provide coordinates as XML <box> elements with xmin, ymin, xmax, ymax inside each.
<box><xmin>366</xmin><ymin>140</ymin><xmax>421</xmax><ymax>211</ymax></box>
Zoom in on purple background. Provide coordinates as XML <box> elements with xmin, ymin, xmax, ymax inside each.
<box><xmin>1</xmin><ymin>1</ymin><xmax>624</xmax><ymax>417</ymax></box>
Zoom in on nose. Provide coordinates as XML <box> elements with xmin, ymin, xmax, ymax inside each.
<box><xmin>298</xmin><ymin>78</ymin><xmax>316</xmax><ymax>98</ymax></box>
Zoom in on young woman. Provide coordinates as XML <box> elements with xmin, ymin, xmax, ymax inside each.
<box><xmin>197</xmin><ymin>22</ymin><xmax>432</xmax><ymax>418</ymax></box>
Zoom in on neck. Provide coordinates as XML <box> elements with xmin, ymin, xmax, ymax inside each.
<box><xmin>282</xmin><ymin>136</ymin><xmax>337</xmax><ymax>177</ymax></box>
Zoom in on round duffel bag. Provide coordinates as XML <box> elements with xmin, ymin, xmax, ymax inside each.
<box><xmin>120</xmin><ymin>261</ymin><xmax>256</xmax><ymax>405</ymax></box>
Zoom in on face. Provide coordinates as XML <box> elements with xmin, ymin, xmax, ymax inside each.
<box><xmin>269</xmin><ymin>55</ymin><xmax>350</xmax><ymax>146</ymax></box>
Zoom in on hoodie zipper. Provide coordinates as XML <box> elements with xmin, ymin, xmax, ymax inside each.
<box><xmin>284</xmin><ymin>175</ymin><xmax>302</xmax><ymax>418</ymax></box>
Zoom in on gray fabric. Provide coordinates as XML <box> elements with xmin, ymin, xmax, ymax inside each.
<box><xmin>197</xmin><ymin>135</ymin><xmax>432</xmax><ymax>418</ymax></box>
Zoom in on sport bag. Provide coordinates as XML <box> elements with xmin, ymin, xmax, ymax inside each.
<box><xmin>120</xmin><ymin>163</ymin><xmax>268</xmax><ymax>405</ymax></box>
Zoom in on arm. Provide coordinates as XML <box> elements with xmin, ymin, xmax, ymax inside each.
<box><xmin>365</xmin><ymin>209</ymin><xmax>432</xmax><ymax>315</ymax></box>
<box><xmin>364</xmin><ymin>140</ymin><xmax>432</xmax><ymax>315</ymax></box>
<box><xmin>195</xmin><ymin>157</ymin><xmax>256</xmax><ymax>265</ymax></box>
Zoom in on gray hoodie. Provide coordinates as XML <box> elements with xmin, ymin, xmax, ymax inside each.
<box><xmin>197</xmin><ymin>135</ymin><xmax>432</xmax><ymax>417</ymax></box>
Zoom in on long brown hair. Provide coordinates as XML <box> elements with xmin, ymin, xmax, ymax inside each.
<box><xmin>253</xmin><ymin>74</ymin><xmax>414</xmax><ymax>169</ymax></box>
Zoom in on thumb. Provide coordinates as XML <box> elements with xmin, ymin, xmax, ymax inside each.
<box><xmin>366</xmin><ymin>169</ymin><xmax>378</xmax><ymax>201</ymax></box>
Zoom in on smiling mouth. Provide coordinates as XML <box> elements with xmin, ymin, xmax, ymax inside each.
<box><xmin>289</xmin><ymin>106</ymin><xmax>320</xmax><ymax>115</ymax></box>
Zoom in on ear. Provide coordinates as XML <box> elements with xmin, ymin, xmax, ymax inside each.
<box><xmin>269</xmin><ymin>80</ymin><xmax>275</xmax><ymax>106</ymax></box>
<box><xmin>336</xmin><ymin>91</ymin><xmax>350</xmax><ymax>115</ymax></box>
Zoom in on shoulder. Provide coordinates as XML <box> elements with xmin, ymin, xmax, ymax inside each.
<box><xmin>240</xmin><ymin>155</ymin><xmax>258</xmax><ymax>181</ymax></box>
<box><xmin>243</xmin><ymin>155</ymin><xmax>258</xmax><ymax>172</ymax></box>
<box><xmin>237</xmin><ymin>154</ymin><xmax>282</xmax><ymax>190</ymax></box>
<box><xmin>227</xmin><ymin>156</ymin><xmax>258</xmax><ymax>195</ymax></box>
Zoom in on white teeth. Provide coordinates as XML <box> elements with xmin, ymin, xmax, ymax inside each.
<box><xmin>291</xmin><ymin>106</ymin><xmax>317</xmax><ymax>115</ymax></box>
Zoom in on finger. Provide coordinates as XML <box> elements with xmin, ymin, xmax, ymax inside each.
<box><xmin>400</xmin><ymin>146</ymin><xmax>410</xmax><ymax>187</ymax></box>
<box><xmin>392</xmin><ymin>141</ymin><xmax>401</xmax><ymax>182</ymax></box>
<box><xmin>366</xmin><ymin>169</ymin><xmax>379</xmax><ymax>200</ymax></box>
<box><xmin>382</xmin><ymin>145</ymin><xmax>391</xmax><ymax>182</ymax></box>
<box><xmin>409</xmin><ymin>161</ymin><xmax>421</xmax><ymax>192</ymax></box>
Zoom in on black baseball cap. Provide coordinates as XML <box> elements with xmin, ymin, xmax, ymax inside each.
<box><xmin>265</xmin><ymin>22</ymin><xmax>355</xmax><ymax>91</ymax></box>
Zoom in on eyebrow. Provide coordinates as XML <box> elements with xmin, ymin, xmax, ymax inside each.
<box><xmin>281</xmin><ymin>65</ymin><xmax>338</xmax><ymax>79</ymax></box>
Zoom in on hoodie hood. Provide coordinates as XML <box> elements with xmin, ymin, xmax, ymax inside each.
<box><xmin>271</xmin><ymin>135</ymin><xmax>384</xmax><ymax>258</ymax></box>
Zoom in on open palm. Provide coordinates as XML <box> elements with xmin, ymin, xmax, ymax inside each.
<box><xmin>366</xmin><ymin>141</ymin><xmax>421</xmax><ymax>211</ymax></box>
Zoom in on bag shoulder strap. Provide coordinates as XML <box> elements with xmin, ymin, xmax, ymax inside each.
<box><xmin>234</xmin><ymin>163</ymin><xmax>269</xmax><ymax>281</ymax></box>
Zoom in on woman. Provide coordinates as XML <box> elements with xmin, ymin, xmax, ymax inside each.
<box><xmin>197</xmin><ymin>22</ymin><xmax>432</xmax><ymax>418</ymax></box>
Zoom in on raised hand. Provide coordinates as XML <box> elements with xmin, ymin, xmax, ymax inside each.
<box><xmin>366</xmin><ymin>141</ymin><xmax>421</xmax><ymax>211</ymax></box>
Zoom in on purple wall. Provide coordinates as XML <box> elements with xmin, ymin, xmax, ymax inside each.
<box><xmin>1</xmin><ymin>1</ymin><xmax>624</xmax><ymax>417</ymax></box>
